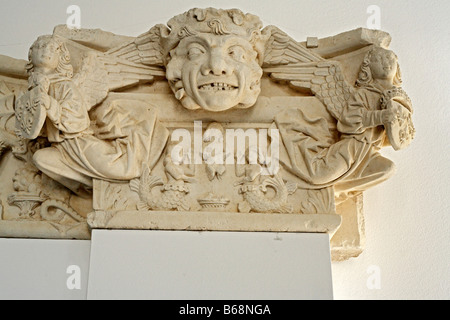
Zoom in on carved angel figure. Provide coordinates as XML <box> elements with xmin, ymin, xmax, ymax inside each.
<box><xmin>15</xmin><ymin>35</ymin><xmax>168</xmax><ymax>196</ymax></box>
<box><xmin>273</xmin><ymin>45</ymin><xmax>414</xmax><ymax>195</ymax></box>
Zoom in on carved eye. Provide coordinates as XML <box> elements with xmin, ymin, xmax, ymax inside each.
<box><xmin>386</xmin><ymin>54</ymin><xmax>396</xmax><ymax>62</ymax></box>
<box><xmin>228</xmin><ymin>45</ymin><xmax>246</xmax><ymax>62</ymax></box>
<box><xmin>187</xmin><ymin>45</ymin><xmax>205</xmax><ymax>60</ymax></box>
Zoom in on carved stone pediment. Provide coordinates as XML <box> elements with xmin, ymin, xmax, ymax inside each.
<box><xmin>0</xmin><ymin>8</ymin><xmax>415</xmax><ymax>260</ymax></box>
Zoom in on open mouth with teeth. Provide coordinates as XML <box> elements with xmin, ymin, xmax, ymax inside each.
<box><xmin>198</xmin><ymin>83</ymin><xmax>239</xmax><ymax>91</ymax></box>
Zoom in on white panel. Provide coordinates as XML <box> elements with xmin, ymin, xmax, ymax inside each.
<box><xmin>87</xmin><ymin>230</ymin><xmax>333</xmax><ymax>300</ymax></box>
<box><xmin>0</xmin><ymin>239</ymin><xmax>90</xmax><ymax>300</ymax></box>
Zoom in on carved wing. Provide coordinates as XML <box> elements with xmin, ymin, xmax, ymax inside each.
<box><xmin>106</xmin><ymin>24</ymin><xmax>166</xmax><ymax>67</ymax></box>
<box><xmin>263</xmin><ymin>26</ymin><xmax>355</xmax><ymax>122</ymax></box>
<box><xmin>263</xmin><ymin>25</ymin><xmax>324</xmax><ymax>65</ymax></box>
<box><xmin>73</xmin><ymin>51</ymin><xmax>166</xmax><ymax>110</ymax></box>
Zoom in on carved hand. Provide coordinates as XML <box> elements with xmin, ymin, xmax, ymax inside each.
<box><xmin>35</xmin><ymin>88</ymin><xmax>51</xmax><ymax>110</ymax></box>
<box><xmin>381</xmin><ymin>109</ymin><xmax>397</xmax><ymax>126</ymax></box>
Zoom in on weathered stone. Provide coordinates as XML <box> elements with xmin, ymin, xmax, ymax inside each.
<box><xmin>0</xmin><ymin>8</ymin><xmax>415</xmax><ymax>260</ymax></box>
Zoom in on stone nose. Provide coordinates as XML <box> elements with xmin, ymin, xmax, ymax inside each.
<box><xmin>202</xmin><ymin>49</ymin><xmax>231</xmax><ymax>76</ymax></box>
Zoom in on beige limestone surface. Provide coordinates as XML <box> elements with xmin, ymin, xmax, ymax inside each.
<box><xmin>0</xmin><ymin>8</ymin><xmax>415</xmax><ymax>260</ymax></box>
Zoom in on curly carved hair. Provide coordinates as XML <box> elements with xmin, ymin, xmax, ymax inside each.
<box><xmin>26</xmin><ymin>35</ymin><xmax>73</xmax><ymax>79</ymax></box>
<box><xmin>161</xmin><ymin>8</ymin><xmax>269</xmax><ymax>65</ymax></box>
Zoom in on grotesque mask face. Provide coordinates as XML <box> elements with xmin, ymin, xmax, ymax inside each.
<box><xmin>166</xmin><ymin>33</ymin><xmax>263</xmax><ymax>112</ymax></box>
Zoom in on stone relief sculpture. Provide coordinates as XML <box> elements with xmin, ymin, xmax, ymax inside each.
<box><xmin>108</xmin><ymin>9</ymin><xmax>267</xmax><ymax>112</ymax></box>
<box><xmin>273</xmin><ymin>46</ymin><xmax>414</xmax><ymax>201</ymax></box>
<box><xmin>18</xmin><ymin>35</ymin><xmax>168</xmax><ymax>196</ymax></box>
<box><xmin>0</xmin><ymin>8</ymin><xmax>415</xmax><ymax>260</ymax></box>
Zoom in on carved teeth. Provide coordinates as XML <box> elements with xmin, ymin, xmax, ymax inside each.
<box><xmin>198</xmin><ymin>83</ymin><xmax>237</xmax><ymax>91</ymax></box>
<box><xmin>175</xmin><ymin>88</ymin><xmax>185</xmax><ymax>100</ymax></box>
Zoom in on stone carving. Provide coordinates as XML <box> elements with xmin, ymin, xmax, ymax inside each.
<box><xmin>1</xmin><ymin>163</ymin><xmax>88</xmax><ymax>237</ymax></box>
<box><xmin>8</xmin><ymin>165</ymin><xmax>47</xmax><ymax>219</ymax></box>
<box><xmin>0</xmin><ymin>81</ymin><xmax>21</xmax><ymax>157</ymax></box>
<box><xmin>109</xmin><ymin>8</ymin><xmax>268</xmax><ymax>112</ymax></box>
<box><xmin>8</xmin><ymin>164</ymin><xmax>85</xmax><ymax>221</ymax></box>
<box><xmin>7</xmin><ymin>193</ymin><xmax>44</xmax><ymax>219</ymax></box>
<box><xmin>272</xmin><ymin>45</ymin><xmax>412</xmax><ymax>198</ymax></box>
<box><xmin>197</xmin><ymin>193</ymin><xmax>230</xmax><ymax>211</ymax></box>
<box><xmin>130</xmin><ymin>164</ymin><xmax>191</xmax><ymax>212</ymax></box>
<box><xmin>203</xmin><ymin>122</ymin><xmax>227</xmax><ymax>181</ymax></box>
<box><xmin>234</xmin><ymin>144</ymin><xmax>298</xmax><ymax>213</ymax></box>
<box><xmin>237</xmin><ymin>173</ymin><xmax>298</xmax><ymax>214</ymax></box>
<box><xmin>301</xmin><ymin>189</ymin><xmax>335</xmax><ymax>215</ymax></box>
<box><xmin>379</xmin><ymin>87</ymin><xmax>414</xmax><ymax>151</ymax></box>
<box><xmin>16</xmin><ymin>35</ymin><xmax>168</xmax><ymax>197</ymax></box>
<box><xmin>0</xmin><ymin>7</ymin><xmax>415</xmax><ymax>260</ymax></box>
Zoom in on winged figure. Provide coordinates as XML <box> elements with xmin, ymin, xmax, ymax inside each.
<box><xmin>103</xmin><ymin>23</ymin><xmax>414</xmax><ymax>197</ymax></box>
<box><xmin>263</xmin><ymin>25</ymin><xmax>356</xmax><ymax>123</ymax></box>
<box><xmin>262</xmin><ymin>26</ymin><xmax>414</xmax><ymax>196</ymax></box>
<box><xmin>13</xmin><ymin>34</ymin><xmax>169</xmax><ymax>196</ymax></box>
<box><xmin>15</xmin><ymin>34</ymin><xmax>165</xmax><ymax>140</ymax></box>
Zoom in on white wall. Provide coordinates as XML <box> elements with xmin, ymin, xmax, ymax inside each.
<box><xmin>0</xmin><ymin>0</ymin><xmax>448</xmax><ymax>300</ymax></box>
<box><xmin>0</xmin><ymin>239</ymin><xmax>90</xmax><ymax>300</ymax></box>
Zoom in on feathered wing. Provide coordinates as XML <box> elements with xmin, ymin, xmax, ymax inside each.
<box><xmin>73</xmin><ymin>51</ymin><xmax>166</xmax><ymax>111</ymax></box>
<box><xmin>263</xmin><ymin>26</ymin><xmax>355</xmax><ymax>122</ymax></box>
<box><xmin>263</xmin><ymin>25</ymin><xmax>324</xmax><ymax>66</ymax></box>
<box><xmin>106</xmin><ymin>24</ymin><xmax>167</xmax><ymax>67</ymax></box>
<box><xmin>308</xmin><ymin>62</ymin><xmax>356</xmax><ymax>122</ymax></box>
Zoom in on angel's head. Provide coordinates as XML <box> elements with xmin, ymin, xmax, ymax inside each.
<box><xmin>162</xmin><ymin>8</ymin><xmax>269</xmax><ymax>112</ymax></box>
<box><xmin>27</xmin><ymin>35</ymin><xmax>73</xmax><ymax>79</ymax></box>
<box><xmin>357</xmin><ymin>46</ymin><xmax>402</xmax><ymax>88</ymax></box>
